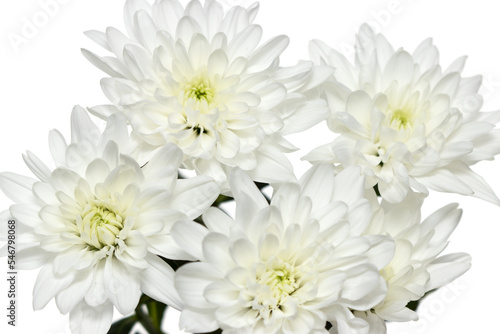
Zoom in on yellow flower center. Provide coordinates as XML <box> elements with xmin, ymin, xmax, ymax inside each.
<box><xmin>390</xmin><ymin>108</ymin><xmax>414</xmax><ymax>129</ymax></box>
<box><xmin>256</xmin><ymin>262</ymin><xmax>301</xmax><ymax>309</ymax></box>
<box><xmin>183</xmin><ymin>76</ymin><xmax>215</xmax><ymax>105</ymax></box>
<box><xmin>79</xmin><ymin>202</ymin><xmax>124</xmax><ymax>250</ymax></box>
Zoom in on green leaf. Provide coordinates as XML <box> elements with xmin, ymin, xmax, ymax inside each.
<box><xmin>107</xmin><ymin>314</ymin><xmax>138</xmax><ymax>334</ymax></box>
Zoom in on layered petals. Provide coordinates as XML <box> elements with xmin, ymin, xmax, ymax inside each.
<box><xmin>305</xmin><ymin>24</ymin><xmax>500</xmax><ymax>204</ymax></box>
<box><xmin>0</xmin><ymin>106</ymin><xmax>219</xmax><ymax>334</ymax></box>
<box><xmin>84</xmin><ymin>0</ymin><xmax>329</xmax><ymax>193</ymax></box>
<box><xmin>174</xmin><ymin>165</ymin><xmax>394</xmax><ymax>333</ymax></box>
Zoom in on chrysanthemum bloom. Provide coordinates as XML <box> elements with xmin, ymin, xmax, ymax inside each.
<box><xmin>83</xmin><ymin>0</ymin><xmax>329</xmax><ymax>193</ymax></box>
<box><xmin>305</xmin><ymin>24</ymin><xmax>500</xmax><ymax>203</ymax></box>
<box><xmin>173</xmin><ymin>165</ymin><xmax>395</xmax><ymax>333</ymax></box>
<box><xmin>354</xmin><ymin>191</ymin><xmax>471</xmax><ymax>330</ymax></box>
<box><xmin>0</xmin><ymin>107</ymin><xmax>219</xmax><ymax>334</ymax></box>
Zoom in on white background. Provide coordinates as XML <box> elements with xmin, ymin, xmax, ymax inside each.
<box><xmin>1</xmin><ymin>0</ymin><xmax>500</xmax><ymax>333</ymax></box>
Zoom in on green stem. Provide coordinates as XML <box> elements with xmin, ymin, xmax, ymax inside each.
<box><xmin>135</xmin><ymin>303</ymin><xmax>163</xmax><ymax>334</ymax></box>
<box><xmin>149</xmin><ymin>302</ymin><xmax>160</xmax><ymax>330</ymax></box>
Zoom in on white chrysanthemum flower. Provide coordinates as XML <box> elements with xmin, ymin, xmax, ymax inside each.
<box><xmin>0</xmin><ymin>107</ymin><xmax>220</xmax><ymax>334</ymax></box>
<box><xmin>83</xmin><ymin>0</ymin><xmax>329</xmax><ymax>193</ymax></box>
<box><xmin>172</xmin><ymin>165</ymin><xmax>394</xmax><ymax>334</ymax></box>
<box><xmin>305</xmin><ymin>24</ymin><xmax>500</xmax><ymax>204</ymax></box>
<box><xmin>355</xmin><ymin>191</ymin><xmax>471</xmax><ymax>330</ymax></box>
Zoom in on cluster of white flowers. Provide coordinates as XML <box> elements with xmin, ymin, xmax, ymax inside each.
<box><xmin>0</xmin><ymin>1</ymin><xmax>498</xmax><ymax>333</ymax></box>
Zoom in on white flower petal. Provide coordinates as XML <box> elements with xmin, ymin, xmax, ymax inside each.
<box><xmin>226</xmin><ymin>24</ymin><xmax>262</xmax><ymax>59</ymax></box>
<box><xmin>10</xmin><ymin>204</ymin><xmax>43</xmax><ymax>227</ymax></box>
<box><xmin>377</xmin><ymin>174</ymin><xmax>409</xmax><ymax>204</ymax></box>
<box><xmin>450</xmin><ymin>163</ymin><xmax>500</xmax><ymax>204</ymax></box>
<box><xmin>364</xmin><ymin>235</ymin><xmax>395</xmax><ymax>270</ymax></box>
<box><xmin>217</xmin><ymin>130</ymin><xmax>241</xmax><ymax>159</ymax></box>
<box><xmin>141</xmin><ymin>253</ymin><xmax>183</xmax><ymax>310</ymax></box>
<box><xmin>215</xmin><ymin>305</ymin><xmax>256</xmax><ymax>328</ymax></box>
<box><xmin>208</xmin><ymin>49</ymin><xmax>229</xmax><ymax>77</ymax></box>
<box><xmin>426</xmin><ymin>253</ymin><xmax>471</xmax><ymax>291</ymax></box>
<box><xmin>382</xmin><ymin>51</ymin><xmax>415</xmax><ymax>88</ymax></box>
<box><xmin>85</xmin><ymin>159</ymin><xmax>110</xmax><ymax>190</ymax></box>
<box><xmin>141</xmin><ymin>143</ymin><xmax>182</xmax><ymax>186</ymax></box>
<box><xmin>175</xmin><ymin>262</ymin><xmax>222</xmax><ymax>309</ymax></box>
<box><xmin>176</xmin><ymin>15</ymin><xmax>202</xmax><ymax>42</ymax></box>
<box><xmin>133</xmin><ymin>10</ymin><xmax>158</xmax><ymax>52</ymax></box>
<box><xmin>15</xmin><ymin>247</ymin><xmax>51</xmax><ymax>270</ymax></box>
<box><xmin>230</xmin><ymin>237</ymin><xmax>257</xmax><ymax>268</ymax></box>
<box><xmin>432</xmin><ymin>72</ymin><xmax>461</xmax><ymax>97</ymax></box>
<box><xmin>302</xmin><ymin>143</ymin><xmax>335</xmax><ymax>164</ymax></box>
<box><xmin>84</xmin><ymin>30</ymin><xmax>110</xmax><ymax>51</ymax></box>
<box><xmin>421</xmin><ymin>203</ymin><xmax>462</xmax><ymax>246</ymax></box>
<box><xmin>281</xmin><ymin>99</ymin><xmax>329</xmax><ymax>135</ymax></box>
<box><xmin>299</xmin><ymin>164</ymin><xmax>336</xmax><ymax>210</ymax></box>
<box><xmin>415</xmin><ymin>168</ymin><xmax>472</xmax><ymax>196</ymax></box>
<box><xmin>123</xmin><ymin>0</ymin><xmax>151</xmax><ymax>38</ymax></box>
<box><xmin>152</xmin><ymin>0</ymin><xmax>184</xmax><ymax>33</ymax></box>
<box><xmin>247</xmin><ymin>35</ymin><xmax>289</xmax><ymax>72</ymax></box>
<box><xmin>56</xmin><ymin>270</ymin><xmax>94</xmax><ymax>314</ymax></box>
<box><xmin>70</xmin><ymin>106</ymin><xmax>101</xmax><ymax>145</ymax></box>
<box><xmin>179</xmin><ymin>307</ymin><xmax>219</xmax><ymax>333</ymax></box>
<box><xmin>53</xmin><ymin>246</ymin><xmax>89</xmax><ymax>275</ymax></box>
<box><xmin>412</xmin><ymin>38</ymin><xmax>439</xmax><ymax>71</ymax></box>
<box><xmin>203</xmin><ymin>207</ymin><xmax>233</xmax><ymax>235</ymax></box>
<box><xmin>449</xmin><ymin>121</ymin><xmax>495</xmax><ymax>143</ymax></box>
<box><xmin>229</xmin><ymin>167</ymin><xmax>268</xmax><ymax>210</ymax></box>
<box><xmin>69</xmin><ymin>301</ymin><xmax>114</xmax><ymax>334</ymax></box>
<box><xmin>80</xmin><ymin>49</ymin><xmax>126</xmax><ymax>78</ymax></box>
<box><xmin>22</xmin><ymin>151</ymin><xmax>51</xmax><ymax>183</ymax></box>
<box><xmin>104</xmin><ymin>257</ymin><xmax>141</xmax><ymax>315</ymax></box>
<box><xmin>33</xmin><ymin>264</ymin><xmax>75</xmax><ymax>310</ymax></box>
<box><xmin>170</xmin><ymin>176</ymin><xmax>220</xmax><ymax>219</ymax></box>
<box><xmin>171</xmin><ymin>219</ymin><xmax>209</xmax><ymax>260</ymax></box>
<box><xmin>85</xmin><ymin>261</ymin><xmax>107</xmax><ymax>307</ymax></box>
<box><xmin>250</xmin><ymin>145</ymin><xmax>294</xmax><ymax>184</ymax></box>
<box><xmin>0</xmin><ymin>172</ymin><xmax>37</xmax><ymax>204</ymax></box>
<box><xmin>203</xmin><ymin>233</ymin><xmax>234</xmax><ymax>268</ymax></box>
<box><xmin>49</xmin><ymin>129</ymin><xmax>69</xmax><ymax>166</ymax></box>
<box><xmin>147</xmin><ymin>233</ymin><xmax>196</xmax><ymax>260</ymax></box>
<box><xmin>331</xmin><ymin>167</ymin><xmax>365</xmax><ymax>205</ymax></box>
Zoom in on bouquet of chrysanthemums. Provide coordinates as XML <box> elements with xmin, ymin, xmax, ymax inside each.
<box><xmin>1</xmin><ymin>0</ymin><xmax>499</xmax><ymax>333</ymax></box>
